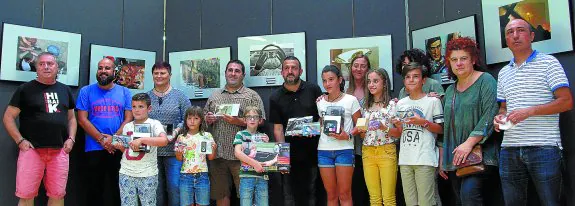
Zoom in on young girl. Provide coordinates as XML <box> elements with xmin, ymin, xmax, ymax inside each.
<box><xmin>317</xmin><ymin>65</ymin><xmax>361</xmax><ymax>206</ymax></box>
<box><xmin>233</xmin><ymin>106</ymin><xmax>271</xmax><ymax>206</ymax></box>
<box><xmin>352</xmin><ymin>68</ymin><xmax>402</xmax><ymax>205</ymax></box>
<box><xmin>396</xmin><ymin>62</ymin><xmax>444</xmax><ymax>206</ymax></box>
<box><xmin>175</xmin><ymin>106</ymin><xmax>217</xmax><ymax>206</ymax></box>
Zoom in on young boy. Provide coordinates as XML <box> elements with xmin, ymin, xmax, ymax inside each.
<box><xmin>233</xmin><ymin>106</ymin><xmax>271</xmax><ymax>206</ymax></box>
<box><xmin>395</xmin><ymin>62</ymin><xmax>444</xmax><ymax>206</ymax></box>
<box><xmin>113</xmin><ymin>93</ymin><xmax>169</xmax><ymax>206</ymax></box>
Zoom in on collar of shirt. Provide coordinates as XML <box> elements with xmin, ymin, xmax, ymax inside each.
<box><xmin>222</xmin><ymin>85</ymin><xmax>246</xmax><ymax>94</ymax></box>
<box><xmin>281</xmin><ymin>80</ymin><xmax>306</xmax><ymax>94</ymax></box>
<box><xmin>508</xmin><ymin>50</ymin><xmax>538</xmax><ymax>68</ymax></box>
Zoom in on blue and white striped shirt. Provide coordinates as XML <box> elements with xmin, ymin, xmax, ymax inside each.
<box><xmin>497</xmin><ymin>50</ymin><xmax>569</xmax><ymax>147</ymax></box>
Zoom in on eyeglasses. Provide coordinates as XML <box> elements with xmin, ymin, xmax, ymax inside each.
<box><xmin>245</xmin><ymin>115</ymin><xmax>261</xmax><ymax>121</ymax></box>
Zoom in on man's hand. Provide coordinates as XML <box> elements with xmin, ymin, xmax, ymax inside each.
<box><xmin>506</xmin><ymin>108</ymin><xmax>532</xmax><ymax>125</ymax></box>
<box><xmin>63</xmin><ymin>139</ymin><xmax>74</xmax><ymax>153</ymax></box>
<box><xmin>205</xmin><ymin>112</ymin><xmax>217</xmax><ymax>125</ymax></box>
<box><xmin>19</xmin><ymin>139</ymin><xmax>34</xmax><ymax>151</ymax></box>
<box><xmin>100</xmin><ymin>134</ymin><xmax>115</xmax><ymax>153</ymax></box>
<box><xmin>493</xmin><ymin>114</ymin><xmax>505</xmax><ymax>132</ymax></box>
<box><xmin>222</xmin><ymin>114</ymin><xmax>243</xmax><ymax>126</ymax></box>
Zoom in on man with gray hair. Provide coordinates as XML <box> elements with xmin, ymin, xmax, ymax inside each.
<box><xmin>494</xmin><ymin>18</ymin><xmax>573</xmax><ymax>206</ymax></box>
<box><xmin>3</xmin><ymin>52</ymin><xmax>77</xmax><ymax>206</ymax></box>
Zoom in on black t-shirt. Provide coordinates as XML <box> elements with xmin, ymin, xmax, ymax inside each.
<box><xmin>269</xmin><ymin>80</ymin><xmax>322</xmax><ymax>165</ymax></box>
<box><xmin>9</xmin><ymin>80</ymin><xmax>75</xmax><ymax>148</ymax></box>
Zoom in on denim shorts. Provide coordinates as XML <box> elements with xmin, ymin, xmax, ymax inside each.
<box><xmin>180</xmin><ymin>172</ymin><xmax>210</xmax><ymax>206</ymax></box>
<box><xmin>317</xmin><ymin>149</ymin><xmax>355</xmax><ymax>167</ymax></box>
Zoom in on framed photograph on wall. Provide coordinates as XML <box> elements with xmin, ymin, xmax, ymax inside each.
<box><xmin>411</xmin><ymin>15</ymin><xmax>477</xmax><ymax>85</ymax></box>
<box><xmin>89</xmin><ymin>44</ymin><xmax>156</xmax><ymax>94</ymax></box>
<box><xmin>482</xmin><ymin>0</ymin><xmax>572</xmax><ymax>64</ymax></box>
<box><xmin>0</xmin><ymin>23</ymin><xmax>81</xmax><ymax>86</ymax></box>
<box><xmin>316</xmin><ymin>35</ymin><xmax>393</xmax><ymax>91</ymax></box>
<box><xmin>169</xmin><ymin>47</ymin><xmax>230</xmax><ymax>99</ymax></box>
<box><xmin>238</xmin><ymin>32</ymin><xmax>306</xmax><ymax>87</ymax></box>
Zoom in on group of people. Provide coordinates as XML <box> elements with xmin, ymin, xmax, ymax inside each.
<box><xmin>3</xmin><ymin>18</ymin><xmax>572</xmax><ymax>206</ymax></box>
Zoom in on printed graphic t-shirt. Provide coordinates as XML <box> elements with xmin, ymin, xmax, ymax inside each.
<box><xmin>316</xmin><ymin>94</ymin><xmax>361</xmax><ymax>150</ymax></box>
<box><xmin>76</xmin><ymin>83</ymin><xmax>132</xmax><ymax>152</ymax></box>
<box><xmin>9</xmin><ymin>80</ymin><xmax>75</xmax><ymax>148</ymax></box>
<box><xmin>119</xmin><ymin>118</ymin><xmax>166</xmax><ymax>177</ymax></box>
<box><xmin>397</xmin><ymin>96</ymin><xmax>444</xmax><ymax>167</ymax></box>
<box><xmin>178</xmin><ymin>132</ymin><xmax>214</xmax><ymax>174</ymax></box>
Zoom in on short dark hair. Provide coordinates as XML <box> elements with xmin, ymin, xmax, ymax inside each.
<box><xmin>152</xmin><ymin>61</ymin><xmax>172</xmax><ymax>74</ymax></box>
<box><xmin>395</xmin><ymin>49</ymin><xmax>431</xmax><ymax>77</ymax></box>
<box><xmin>401</xmin><ymin>62</ymin><xmax>426</xmax><ymax>78</ymax></box>
<box><xmin>132</xmin><ymin>93</ymin><xmax>151</xmax><ymax>107</ymax></box>
<box><xmin>282</xmin><ymin>56</ymin><xmax>301</xmax><ymax>69</ymax></box>
<box><xmin>226</xmin><ymin>59</ymin><xmax>245</xmax><ymax>75</ymax></box>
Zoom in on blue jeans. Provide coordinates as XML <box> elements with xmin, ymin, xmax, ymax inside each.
<box><xmin>448</xmin><ymin>166</ymin><xmax>498</xmax><ymax>206</ymax></box>
<box><xmin>180</xmin><ymin>172</ymin><xmax>210</xmax><ymax>206</ymax></box>
<box><xmin>239</xmin><ymin>177</ymin><xmax>269</xmax><ymax>206</ymax></box>
<box><xmin>499</xmin><ymin>146</ymin><xmax>563</xmax><ymax>206</ymax></box>
<box><xmin>157</xmin><ymin>156</ymin><xmax>183</xmax><ymax>206</ymax></box>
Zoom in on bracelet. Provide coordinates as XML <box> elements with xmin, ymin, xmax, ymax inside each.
<box><xmin>68</xmin><ymin>137</ymin><xmax>75</xmax><ymax>143</ymax></box>
<box><xmin>17</xmin><ymin>138</ymin><xmax>25</xmax><ymax>145</ymax></box>
<box><xmin>422</xmin><ymin>120</ymin><xmax>430</xmax><ymax>128</ymax></box>
<box><xmin>97</xmin><ymin>135</ymin><xmax>105</xmax><ymax>143</ymax></box>
<box><xmin>384</xmin><ymin>126</ymin><xmax>390</xmax><ymax>133</ymax></box>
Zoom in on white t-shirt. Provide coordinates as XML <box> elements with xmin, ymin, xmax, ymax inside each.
<box><xmin>317</xmin><ymin>94</ymin><xmax>361</xmax><ymax>150</ymax></box>
<box><xmin>396</xmin><ymin>96</ymin><xmax>444</xmax><ymax>167</ymax></box>
<box><xmin>119</xmin><ymin>118</ymin><xmax>166</xmax><ymax>177</ymax></box>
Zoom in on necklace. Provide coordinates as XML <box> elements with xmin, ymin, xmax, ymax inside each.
<box><xmin>154</xmin><ymin>85</ymin><xmax>170</xmax><ymax>105</ymax></box>
<box><xmin>327</xmin><ymin>92</ymin><xmax>343</xmax><ymax>102</ymax></box>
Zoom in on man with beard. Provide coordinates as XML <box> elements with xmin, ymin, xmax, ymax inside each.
<box><xmin>269</xmin><ymin>56</ymin><xmax>323</xmax><ymax>206</ymax></box>
<box><xmin>203</xmin><ymin>59</ymin><xmax>265</xmax><ymax>206</ymax></box>
<box><xmin>76</xmin><ymin>56</ymin><xmax>133</xmax><ymax>206</ymax></box>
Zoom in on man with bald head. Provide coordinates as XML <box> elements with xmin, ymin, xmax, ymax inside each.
<box><xmin>4</xmin><ymin>52</ymin><xmax>76</xmax><ymax>206</ymax></box>
<box><xmin>77</xmin><ymin>57</ymin><xmax>133</xmax><ymax>206</ymax></box>
<box><xmin>494</xmin><ymin>19</ymin><xmax>573</xmax><ymax>205</ymax></box>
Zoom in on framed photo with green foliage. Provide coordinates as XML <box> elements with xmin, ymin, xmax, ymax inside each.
<box><xmin>169</xmin><ymin>47</ymin><xmax>230</xmax><ymax>99</ymax></box>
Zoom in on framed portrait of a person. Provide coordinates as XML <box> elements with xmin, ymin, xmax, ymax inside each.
<box><xmin>169</xmin><ymin>47</ymin><xmax>230</xmax><ymax>99</ymax></box>
<box><xmin>238</xmin><ymin>32</ymin><xmax>306</xmax><ymax>87</ymax></box>
<box><xmin>411</xmin><ymin>15</ymin><xmax>477</xmax><ymax>85</ymax></box>
<box><xmin>482</xmin><ymin>0</ymin><xmax>572</xmax><ymax>64</ymax></box>
<box><xmin>0</xmin><ymin>23</ymin><xmax>81</xmax><ymax>86</ymax></box>
<box><xmin>316</xmin><ymin>35</ymin><xmax>393</xmax><ymax>91</ymax></box>
<box><xmin>89</xmin><ymin>44</ymin><xmax>156</xmax><ymax>94</ymax></box>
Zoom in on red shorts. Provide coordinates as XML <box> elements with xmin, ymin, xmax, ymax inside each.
<box><xmin>15</xmin><ymin>148</ymin><xmax>69</xmax><ymax>199</ymax></box>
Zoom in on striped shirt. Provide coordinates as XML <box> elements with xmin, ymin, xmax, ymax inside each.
<box><xmin>497</xmin><ymin>50</ymin><xmax>569</xmax><ymax>147</ymax></box>
<box><xmin>204</xmin><ymin>86</ymin><xmax>266</xmax><ymax>160</ymax></box>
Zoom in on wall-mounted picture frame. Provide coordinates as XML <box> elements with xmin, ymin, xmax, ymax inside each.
<box><xmin>238</xmin><ymin>32</ymin><xmax>306</xmax><ymax>87</ymax></box>
<box><xmin>169</xmin><ymin>47</ymin><xmax>230</xmax><ymax>99</ymax></box>
<box><xmin>316</xmin><ymin>35</ymin><xmax>393</xmax><ymax>91</ymax></box>
<box><xmin>0</xmin><ymin>23</ymin><xmax>81</xmax><ymax>86</ymax></box>
<box><xmin>482</xmin><ymin>0</ymin><xmax>572</xmax><ymax>64</ymax></box>
<box><xmin>89</xmin><ymin>44</ymin><xmax>156</xmax><ymax>94</ymax></box>
<box><xmin>411</xmin><ymin>15</ymin><xmax>477</xmax><ymax>85</ymax></box>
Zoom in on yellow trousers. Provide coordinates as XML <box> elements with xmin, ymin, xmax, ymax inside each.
<box><xmin>362</xmin><ymin>144</ymin><xmax>398</xmax><ymax>206</ymax></box>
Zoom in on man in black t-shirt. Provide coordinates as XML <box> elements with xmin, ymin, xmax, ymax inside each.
<box><xmin>3</xmin><ymin>52</ymin><xmax>77</xmax><ymax>206</ymax></box>
<box><xmin>269</xmin><ymin>56</ymin><xmax>324</xmax><ymax>206</ymax></box>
